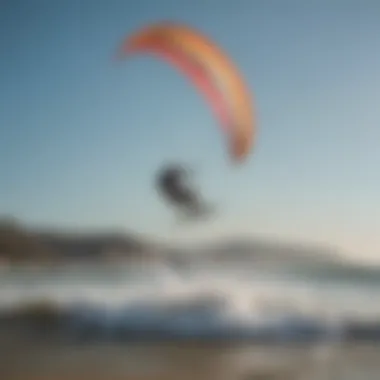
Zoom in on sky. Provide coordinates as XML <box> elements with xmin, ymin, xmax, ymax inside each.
<box><xmin>1</xmin><ymin>0</ymin><xmax>379</xmax><ymax>261</ymax></box>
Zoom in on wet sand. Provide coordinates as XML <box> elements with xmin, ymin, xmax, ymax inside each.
<box><xmin>1</xmin><ymin>336</ymin><xmax>380</xmax><ymax>380</ymax></box>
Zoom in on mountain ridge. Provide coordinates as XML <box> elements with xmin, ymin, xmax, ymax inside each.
<box><xmin>0</xmin><ymin>217</ymin><xmax>358</xmax><ymax>270</ymax></box>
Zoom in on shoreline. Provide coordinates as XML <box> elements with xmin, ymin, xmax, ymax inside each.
<box><xmin>1</xmin><ymin>341</ymin><xmax>379</xmax><ymax>380</ymax></box>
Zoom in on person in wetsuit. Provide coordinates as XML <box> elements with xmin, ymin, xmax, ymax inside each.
<box><xmin>156</xmin><ymin>164</ymin><xmax>213</xmax><ymax>220</ymax></box>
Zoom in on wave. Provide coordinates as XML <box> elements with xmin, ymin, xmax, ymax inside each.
<box><xmin>1</xmin><ymin>262</ymin><xmax>380</xmax><ymax>343</ymax></box>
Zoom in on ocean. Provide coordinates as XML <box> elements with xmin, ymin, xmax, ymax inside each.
<box><xmin>1</xmin><ymin>257</ymin><xmax>380</xmax><ymax>379</ymax></box>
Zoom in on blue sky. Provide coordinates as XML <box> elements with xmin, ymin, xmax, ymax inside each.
<box><xmin>1</xmin><ymin>1</ymin><xmax>379</xmax><ymax>260</ymax></box>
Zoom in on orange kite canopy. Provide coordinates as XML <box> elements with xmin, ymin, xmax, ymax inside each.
<box><xmin>118</xmin><ymin>22</ymin><xmax>256</xmax><ymax>163</ymax></box>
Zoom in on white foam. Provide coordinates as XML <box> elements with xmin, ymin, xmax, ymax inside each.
<box><xmin>0</xmin><ymin>261</ymin><xmax>380</xmax><ymax>323</ymax></box>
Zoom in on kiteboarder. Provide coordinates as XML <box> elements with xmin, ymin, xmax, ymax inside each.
<box><xmin>156</xmin><ymin>164</ymin><xmax>214</xmax><ymax>221</ymax></box>
<box><xmin>118</xmin><ymin>23</ymin><xmax>257</xmax><ymax>224</ymax></box>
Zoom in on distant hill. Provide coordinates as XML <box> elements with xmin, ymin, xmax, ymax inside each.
<box><xmin>167</xmin><ymin>238</ymin><xmax>380</xmax><ymax>281</ymax></box>
<box><xmin>36</xmin><ymin>231</ymin><xmax>154</xmax><ymax>261</ymax></box>
<box><xmin>0</xmin><ymin>218</ymin><xmax>54</xmax><ymax>264</ymax></box>
<box><xmin>0</xmin><ymin>216</ymin><xmax>363</xmax><ymax>273</ymax></box>
<box><xmin>0</xmin><ymin>218</ymin><xmax>156</xmax><ymax>264</ymax></box>
<box><xmin>196</xmin><ymin>238</ymin><xmax>344</xmax><ymax>265</ymax></box>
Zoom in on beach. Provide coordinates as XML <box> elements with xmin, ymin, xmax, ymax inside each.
<box><xmin>1</xmin><ymin>338</ymin><xmax>380</xmax><ymax>380</ymax></box>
